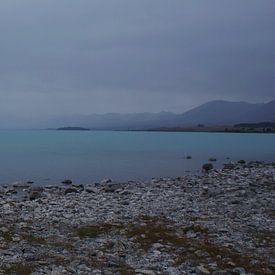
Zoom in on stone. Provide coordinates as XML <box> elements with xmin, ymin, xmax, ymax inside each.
<box><xmin>103</xmin><ymin>183</ymin><xmax>120</xmax><ymax>193</ymax></box>
<box><xmin>101</xmin><ymin>178</ymin><xmax>112</xmax><ymax>184</ymax></box>
<box><xmin>62</xmin><ymin>179</ymin><xmax>73</xmax><ymax>185</ymax></box>
<box><xmin>0</xmin><ymin>227</ymin><xmax>9</xmax><ymax>233</ymax></box>
<box><xmin>0</xmin><ymin>161</ymin><xmax>273</xmax><ymax>274</ymax></box>
<box><xmin>209</xmin><ymin>157</ymin><xmax>217</xmax><ymax>161</ymax></box>
<box><xmin>64</xmin><ymin>187</ymin><xmax>78</xmax><ymax>194</ymax></box>
<box><xmin>85</xmin><ymin>186</ymin><xmax>97</xmax><ymax>193</ymax></box>
<box><xmin>232</xmin><ymin>267</ymin><xmax>246</xmax><ymax>274</ymax></box>
<box><xmin>30</xmin><ymin>186</ymin><xmax>44</xmax><ymax>193</ymax></box>
<box><xmin>29</xmin><ymin>191</ymin><xmax>43</xmax><ymax>200</ymax></box>
<box><xmin>196</xmin><ymin>265</ymin><xmax>210</xmax><ymax>274</ymax></box>
<box><xmin>135</xmin><ymin>270</ymin><xmax>156</xmax><ymax>275</ymax></box>
<box><xmin>202</xmin><ymin>163</ymin><xmax>214</xmax><ymax>172</ymax></box>
<box><xmin>0</xmin><ymin>186</ymin><xmax>6</xmax><ymax>194</ymax></box>
<box><xmin>12</xmin><ymin>181</ymin><xmax>32</xmax><ymax>188</ymax></box>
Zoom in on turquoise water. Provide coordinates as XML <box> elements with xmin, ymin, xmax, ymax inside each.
<box><xmin>0</xmin><ymin>130</ymin><xmax>274</xmax><ymax>185</ymax></box>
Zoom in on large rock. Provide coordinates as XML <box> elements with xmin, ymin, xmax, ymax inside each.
<box><xmin>28</xmin><ymin>186</ymin><xmax>45</xmax><ymax>200</ymax></box>
<box><xmin>202</xmin><ymin>163</ymin><xmax>213</xmax><ymax>172</ymax></box>
<box><xmin>0</xmin><ymin>186</ymin><xmax>6</xmax><ymax>194</ymax></box>
<box><xmin>12</xmin><ymin>181</ymin><xmax>33</xmax><ymax>188</ymax></box>
<box><xmin>64</xmin><ymin>187</ymin><xmax>78</xmax><ymax>194</ymax></box>
<box><xmin>62</xmin><ymin>179</ymin><xmax>73</xmax><ymax>185</ymax></box>
<box><xmin>29</xmin><ymin>186</ymin><xmax>44</xmax><ymax>193</ymax></box>
<box><xmin>85</xmin><ymin>186</ymin><xmax>97</xmax><ymax>193</ymax></box>
<box><xmin>29</xmin><ymin>191</ymin><xmax>43</xmax><ymax>201</ymax></box>
<box><xmin>103</xmin><ymin>183</ymin><xmax>121</xmax><ymax>193</ymax></box>
<box><xmin>101</xmin><ymin>178</ymin><xmax>112</xmax><ymax>184</ymax></box>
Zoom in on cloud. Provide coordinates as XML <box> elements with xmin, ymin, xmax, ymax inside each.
<box><xmin>0</xmin><ymin>0</ymin><xmax>274</xmax><ymax>117</ymax></box>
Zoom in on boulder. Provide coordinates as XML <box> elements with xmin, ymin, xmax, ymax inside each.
<box><xmin>29</xmin><ymin>191</ymin><xmax>43</xmax><ymax>201</ymax></box>
<box><xmin>29</xmin><ymin>186</ymin><xmax>44</xmax><ymax>193</ymax></box>
<box><xmin>103</xmin><ymin>183</ymin><xmax>121</xmax><ymax>193</ymax></box>
<box><xmin>12</xmin><ymin>181</ymin><xmax>33</xmax><ymax>188</ymax></box>
<box><xmin>85</xmin><ymin>186</ymin><xmax>97</xmax><ymax>193</ymax></box>
<box><xmin>0</xmin><ymin>186</ymin><xmax>6</xmax><ymax>194</ymax></box>
<box><xmin>64</xmin><ymin>187</ymin><xmax>78</xmax><ymax>194</ymax></box>
<box><xmin>101</xmin><ymin>178</ymin><xmax>112</xmax><ymax>184</ymax></box>
<box><xmin>72</xmin><ymin>184</ymin><xmax>84</xmax><ymax>191</ymax></box>
<box><xmin>202</xmin><ymin>163</ymin><xmax>213</xmax><ymax>172</ymax></box>
<box><xmin>62</xmin><ymin>179</ymin><xmax>73</xmax><ymax>185</ymax></box>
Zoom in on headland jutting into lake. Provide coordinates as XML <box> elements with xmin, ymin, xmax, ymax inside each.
<box><xmin>0</xmin><ymin>161</ymin><xmax>274</xmax><ymax>274</ymax></box>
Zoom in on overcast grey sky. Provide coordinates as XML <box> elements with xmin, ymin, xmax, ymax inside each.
<box><xmin>0</xmin><ymin>0</ymin><xmax>274</xmax><ymax>117</ymax></box>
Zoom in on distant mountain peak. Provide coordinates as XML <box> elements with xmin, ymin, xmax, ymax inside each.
<box><xmin>1</xmin><ymin>99</ymin><xmax>274</xmax><ymax>129</ymax></box>
<box><xmin>180</xmin><ymin>99</ymin><xmax>274</xmax><ymax>126</ymax></box>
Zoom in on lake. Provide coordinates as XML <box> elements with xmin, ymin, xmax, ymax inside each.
<box><xmin>0</xmin><ymin>130</ymin><xmax>274</xmax><ymax>185</ymax></box>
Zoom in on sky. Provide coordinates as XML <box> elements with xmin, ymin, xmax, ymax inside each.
<box><xmin>0</xmin><ymin>0</ymin><xmax>274</xmax><ymax>119</ymax></box>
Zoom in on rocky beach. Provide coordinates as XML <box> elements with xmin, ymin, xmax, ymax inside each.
<box><xmin>0</xmin><ymin>161</ymin><xmax>274</xmax><ymax>275</ymax></box>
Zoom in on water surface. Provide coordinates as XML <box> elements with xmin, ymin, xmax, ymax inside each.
<box><xmin>0</xmin><ymin>130</ymin><xmax>274</xmax><ymax>185</ymax></box>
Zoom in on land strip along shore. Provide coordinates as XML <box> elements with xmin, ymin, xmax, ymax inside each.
<box><xmin>0</xmin><ymin>161</ymin><xmax>274</xmax><ymax>274</ymax></box>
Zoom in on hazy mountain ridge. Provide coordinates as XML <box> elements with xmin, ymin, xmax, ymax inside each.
<box><xmin>57</xmin><ymin>99</ymin><xmax>275</xmax><ymax>129</ymax></box>
<box><xmin>0</xmin><ymin>100</ymin><xmax>274</xmax><ymax>129</ymax></box>
<box><xmin>178</xmin><ymin>100</ymin><xmax>266</xmax><ymax>126</ymax></box>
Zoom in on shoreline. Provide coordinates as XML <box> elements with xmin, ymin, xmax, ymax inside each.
<box><xmin>0</xmin><ymin>161</ymin><xmax>274</xmax><ymax>274</ymax></box>
<box><xmin>128</xmin><ymin>128</ymin><xmax>275</xmax><ymax>134</ymax></box>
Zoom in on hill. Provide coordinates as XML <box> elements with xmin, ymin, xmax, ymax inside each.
<box><xmin>2</xmin><ymin>99</ymin><xmax>274</xmax><ymax>129</ymax></box>
<box><xmin>46</xmin><ymin>100</ymin><xmax>275</xmax><ymax>130</ymax></box>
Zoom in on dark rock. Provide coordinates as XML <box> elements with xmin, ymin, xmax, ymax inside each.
<box><xmin>0</xmin><ymin>186</ymin><xmax>6</xmax><ymax>194</ymax></box>
<box><xmin>29</xmin><ymin>191</ymin><xmax>43</xmax><ymax>201</ymax></box>
<box><xmin>101</xmin><ymin>178</ymin><xmax>112</xmax><ymax>184</ymax></box>
<box><xmin>73</xmin><ymin>184</ymin><xmax>84</xmax><ymax>191</ymax></box>
<box><xmin>64</xmin><ymin>187</ymin><xmax>78</xmax><ymax>194</ymax></box>
<box><xmin>202</xmin><ymin>163</ymin><xmax>214</xmax><ymax>172</ymax></box>
<box><xmin>208</xmin><ymin>157</ymin><xmax>217</xmax><ymax>162</ymax></box>
<box><xmin>85</xmin><ymin>186</ymin><xmax>97</xmax><ymax>193</ymax></box>
<box><xmin>12</xmin><ymin>181</ymin><xmax>32</xmax><ymax>188</ymax></box>
<box><xmin>186</xmin><ymin>156</ymin><xmax>192</xmax><ymax>159</ymax></box>
<box><xmin>103</xmin><ymin>183</ymin><xmax>121</xmax><ymax>193</ymax></box>
<box><xmin>232</xmin><ymin>267</ymin><xmax>246</xmax><ymax>274</ymax></box>
<box><xmin>62</xmin><ymin>179</ymin><xmax>73</xmax><ymax>185</ymax></box>
<box><xmin>237</xmin><ymin>160</ymin><xmax>246</xmax><ymax>164</ymax></box>
<box><xmin>29</xmin><ymin>187</ymin><xmax>44</xmax><ymax>193</ymax></box>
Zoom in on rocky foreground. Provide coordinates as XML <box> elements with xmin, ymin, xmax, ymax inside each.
<box><xmin>0</xmin><ymin>162</ymin><xmax>274</xmax><ymax>275</ymax></box>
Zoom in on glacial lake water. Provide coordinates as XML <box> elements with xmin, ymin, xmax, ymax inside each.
<box><xmin>0</xmin><ymin>130</ymin><xmax>274</xmax><ymax>185</ymax></box>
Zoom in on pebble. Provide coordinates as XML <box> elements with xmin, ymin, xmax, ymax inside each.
<box><xmin>0</xmin><ymin>161</ymin><xmax>274</xmax><ymax>274</ymax></box>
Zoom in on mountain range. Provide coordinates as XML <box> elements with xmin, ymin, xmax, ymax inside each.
<box><xmin>1</xmin><ymin>100</ymin><xmax>275</xmax><ymax>129</ymax></box>
<box><xmin>47</xmin><ymin>99</ymin><xmax>275</xmax><ymax>130</ymax></box>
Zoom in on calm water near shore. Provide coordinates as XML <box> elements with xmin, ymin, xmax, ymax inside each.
<box><xmin>0</xmin><ymin>130</ymin><xmax>274</xmax><ymax>185</ymax></box>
